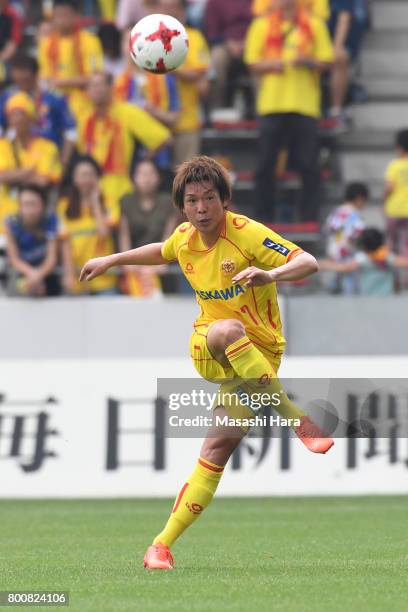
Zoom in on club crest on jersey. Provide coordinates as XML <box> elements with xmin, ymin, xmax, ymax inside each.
<box><xmin>263</xmin><ymin>238</ymin><xmax>290</xmax><ymax>256</ymax></box>
<box><xmin>221</xmin><ymin>259</ymin><xmax>235</xmax><ymax>275</ymax></box>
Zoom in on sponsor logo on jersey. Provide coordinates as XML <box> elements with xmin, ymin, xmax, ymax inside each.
<box><xmin>221</xmin><ymin>258</ymin><xmax>235</xmax><ymax>275</ymax></box>
<box><xmin>185</xmin><ymin>262</ymin><xmax>194</xmax><ymax>274</ymax></box>
<box><xmin>195</xmin><ymin>284</ymin><xmax>245</xmax><ymax>301</ymax></box>
<box><xmin>232</xmin><ymin>216</ymin><xmax>249</xmax><ymax>229</ymax></box>
<box><xmin>263</xmin><ymin>237</ymin><xmax>290</xmax><ymax>256</ymax></box>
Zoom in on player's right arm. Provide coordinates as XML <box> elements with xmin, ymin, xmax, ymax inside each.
<box><xmin>79</xmin><ymin>242</ymin><xmax>166</xmax><ymax>282</ymax></box>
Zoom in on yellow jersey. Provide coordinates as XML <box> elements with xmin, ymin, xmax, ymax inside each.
<box><xmin>244</xmin><ymin>14</ymin><xmax>333</xmax><ymax>117</ymax></box>
<box><xmin>58</xmin><ymin>197</ymin><xmax>119</xmax><ymax>294</ymax></box>
<box><xmin>252</xmin><ymin>0</ymin><xmax>330</xmax><ymax>20</ymax></box>
<box><xmin>175</xmin><ymin>27</ymin><xmax>210</xmax><ymax>133</ymax></box>
<box><xmin>75</xmin><ymin>100</ymin><xmax>170</xmax><ymax>204</ymax></box>
<box><xmin>0</xmin><ymin>137</ymin><xmax>62</xmax><ymax>235</ymax></box>
<box><xmin>385</xmin><ymin>158</ymin><xmax>408</xmax><ymax>218</ymax></box>
<box><xmin>161</xmin><ymin>211</ymin><xmax>303</xmax><ymax>353</ymax></box>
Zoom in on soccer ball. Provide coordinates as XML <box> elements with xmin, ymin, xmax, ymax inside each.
<box><xmin>129</xmin><ymin>14</ymin><xmax>189</xmax><ymax>74</ymax></box>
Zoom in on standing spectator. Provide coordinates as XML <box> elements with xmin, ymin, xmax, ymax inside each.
<box><xmin>59</xmin><ymin>155</ymin><xmax>119</xmax><ymax>295</ymax></box>
<box><xmin>159</xmin><ymin>0</ymin><xmax>210</xmax><ymax>165</ymax></box>
<box><xmin>385</xmin><ymin>129</ymin><xmax>408</xmax><ymax>285</ymax></box>
<box><xmin>115</xmin><ymin>27</ymin><xmax>180</xmax><ymax>170</ymax></box>
<box><xmin>0</xmin><ymin>0</ymin><xmax>22</xmax><ymax>84</ymax></box>
<box><xmin>320</xmin><ymin>228</ymin><xmax>408</xmax><ymax>296</ymax></box>
<box><xmin>75</xmin><ymin>72</ymin><xmax>171</xmax><ymax>212</ymax></box>
<box><xmin>0</xmin><ymin>54</ymin><xmax>77</xmax><ymax>165</ymax></box>
<box><xmin>204</xmin><ymin>0</ymin><xmax>253</xmax><ymax>111</ymax></box>
<box><xmin>38</xmin><ymin>0</ymin><xmax>104</xmax><ymax>116</ymax></box>
<box><xmin>5</xmin><ymin>185</ymin><xmax>60</xmax><ymax>296</ymax></box>
<box><xmin>119</xmin><ymin>159</ymin><xmax>178</xmax><ymax>296</ymax></box>
<box><xmin>325</xmin><ymin>181</ymin><xmax>368</xmax><ymax>293</ymax></box>
<box><xmin>244</xmin><ymin>0</ymin><xmax>333</xmax><ymax>222</ymax></box>
<box><xmin>0</xmin><ymin>92</ymin><xmax>62</xmax><ymax>243</ymax></box>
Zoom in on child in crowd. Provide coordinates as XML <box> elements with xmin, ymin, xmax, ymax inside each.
<box><xmin>5</xmin><ymin>185</ymin><xmax>60</xmax><ymax>296</ymax></box>
<box><xmin>325</xmin><ymin>181</ymin><xmax>369</xmax><ymax>293</ymax></box>
<box><xmin>320</xmin><ymin>228</ymin><xmax>408</xmax><ymax>295</ymax></box>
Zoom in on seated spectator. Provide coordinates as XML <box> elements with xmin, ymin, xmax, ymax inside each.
<box><xmin>38</xmin><ymin>0</ymin><xmax>104</xmax><ymax>116</ymax></box>
<box><xmin>75</xmin><ymin>71</ymin><xmax>172</xmax><ymax>210</ymax></box>
<box><xmin>384</xmin><ymin>129</ymin><xmax>408</xmax><ymax>286</ymax></box>
<box><xmin>252</xmin><ymin>0</ymin><xmax>330</xmax><ymax>20</ymax></box>
<box><xmin>119</xmin><ymin>159</ymin><xmax>178</xmax><ymax>296</ymax></box>
<box><xmin>98</xmin><ymin>22</ymin><xmax>124</xmax><ymax>78</ymax></box>
<box><xmin>320</xmin><ymin>228</ymin><xmax>408</xmax><ymax>296</ymax></box>
<box><xmin>204</xmin><ymin>0</ymin><xmax>253</xmax><ymax>112</ymax></box>
<box><xmin>115</xmin><ymin>27</ymin><xmax>180</xmax><ymax>170</ymax></box>
<box><xmin>0</xmin><ymin>0</ymin><xmax>23</xmax><ymax>84</ymax></box>
<box><xmin>244</xmin><ymin>0</ymin><xmax>333</xmax><ymax>222</ymax></box>
<box><xmin>159</xmin><ymin>0</ymin><xmax>210</xmax><ymax>165</ymax></box>
<box><xmin>325</xmin><ymin>181</ymin><xmax>368</xmax><ymax>294</ymax></box>
<box><xmin>0</xmin><ymin>92</ymin><xmax>62</xmax><ymax>244</ymax></box>
<box><xmin>4</xmin><ymin>185</ymin><xmax>60</xmax><ymax>296</ymax></box>
<box><xmin>0</xmin><ymin>54</ymin><xmax>77</xmax><ymax>165</ymax></box>
<box><xmin>59</xmin><ymin>155</ymin><xmax>119</xmax><ymax>296</ymax></box>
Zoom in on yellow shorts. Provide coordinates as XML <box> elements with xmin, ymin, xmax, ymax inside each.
<box><xmin>190</xmin><ymin>323</ymin><xmax>282</xmax><ymax>428</ymax></box>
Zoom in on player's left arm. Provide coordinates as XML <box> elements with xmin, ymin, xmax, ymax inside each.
<box><xmin>232</xmin><ymin>251</ymin><xmax>318</xmax><ymax>287</ymax></box>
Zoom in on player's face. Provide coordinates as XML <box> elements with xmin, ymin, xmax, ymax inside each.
<box><xmin>182</xmin><ymin>181</ymin><xmax>226</xmax><ymax>236</ymax></box>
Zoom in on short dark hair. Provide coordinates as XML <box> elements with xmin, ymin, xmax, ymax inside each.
<box><xmin>19</xmin><ymin>184</ymin><xmax>47</xmax><ymax>205</ymax></box>
<box><xmin>396</xmin><ymin>129</ymin><xmax>408</xmax><ymax>152</ymax></box>
<box><xmin>10</xmin><ymin>54</ymin><xmax>39</xmax><ymax>74</ymax></box>
<box><xmin>358</xmin><ymin>228</ymin><xmax>384</xmax><ymax>253</ymax></box>
<box><xmin>89</xmin><ymin>70</ymin><xmax>114</xmax><ymax>87</ymax></box>
<box><xmin>344</xmin><ymin>182</ymin><xmax>369</xmax><ymax>202</ymax></box>
<box><xmin>172</xmin><ymin>156</ymin><xmax>232</xmax><ymax>210</ymax></box>
<box><xmin>97</xmin><ymin>23</ymin><xmax>122</xmax><ymax>60</ymax></box>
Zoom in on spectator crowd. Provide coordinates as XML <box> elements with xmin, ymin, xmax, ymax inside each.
<box><xmin>0</xmin><ymin>0</ymin><xmax>405</xmax><ymax>297</ymax></box>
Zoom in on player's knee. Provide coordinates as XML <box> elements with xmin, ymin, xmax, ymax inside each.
<box><xmin>201</xmin><ymin>436</ymin><xmax>240</xmax><ymax>465</ymax></box>
<box><xmin>219</xmin><ymin>320</ymin><xmax>246</xmax><ymax>350</ymax></box>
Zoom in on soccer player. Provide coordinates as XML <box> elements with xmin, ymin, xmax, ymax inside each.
<box><xmin>79</xmin><ymin>156</ymin><xmax>334</xmax><ymax>570</ymax></box>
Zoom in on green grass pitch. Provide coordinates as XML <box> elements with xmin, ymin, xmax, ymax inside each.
<box><xmin>1</xmin><ymin>496</ymin><xmax>407</xmax><ymax>611</ymax></box>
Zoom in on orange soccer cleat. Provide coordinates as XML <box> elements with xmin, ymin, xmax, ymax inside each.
<box><xmin>294</xmin><ymin>416</ymin><xmax>334</xmax><ymax>454</ymax></box>
<box><xmin>143</xmin><ymin>544</ymin><xmax>175</xmax><ymax>570</ymax></box>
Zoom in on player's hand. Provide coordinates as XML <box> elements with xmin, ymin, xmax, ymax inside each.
<box><xmin>232</xmin><ymin>267</ymin><xmax>276</xmax><ymax>288</ymax></box>
<box><xmin>79</xmin><ymin>256</ymin><xmax>113</xmax><ymax>282</ymax></box>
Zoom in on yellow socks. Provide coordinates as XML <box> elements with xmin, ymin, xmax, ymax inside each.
<box><xmin>153</xmin><ymin>458</ymin><xmax>224</xmax><ymax>548</ymax></box>
<box><xmin>225</xmin><ymin>336</ymin><xmax>305</xmax><ymax>421</ymax></box>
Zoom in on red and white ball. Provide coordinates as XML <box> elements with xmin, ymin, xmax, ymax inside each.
<box><xmin>129</xmin><ymin>13</ymin><xmax>189</xmax><ymax>74</ymax></box>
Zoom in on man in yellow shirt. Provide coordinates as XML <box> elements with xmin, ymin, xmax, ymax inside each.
<box><xmin>79</xmin><ymin>156</ymin><xmax>333</xmax><ymax>569</ymax></box>
<box><xmin>38</xmin><ymin>0</ymin><xmax>104</xmax><ymax>116</ymax></box>
<box><xmin>385</xmin><ymin>129</ymin><xmax>408</xmax><ymax>285</ymax></box>
<box><xmin>0</xmin><ymin>92</ymin><xmax>62</xmax><ymax>240</ymax></box>
<box><xmin>253</xmin><ymin>0</ymin><xmax>330</xmax><ymax>20</ymax></box>
<box><xmin>159</xmin><ymin>0</ymin><xmax>210</xmax><ymax>165</ymax></box>
<box><xmin>245</xmin><ymin>0</ymin><xmax>333</xmax><ymax>221</ymax></box>
<box><xmin>76</xmin><ymin>71</ymin><xmax>172</xmax><ymax>207</ymax></box>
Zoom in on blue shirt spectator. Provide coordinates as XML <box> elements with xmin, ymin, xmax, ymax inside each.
<box><xmin>0</xmin><ymin>54</ymin><xmax>76</xmax><ymax>162</ymax></box>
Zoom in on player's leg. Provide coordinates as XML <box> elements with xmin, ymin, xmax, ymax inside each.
<box><xmin>207</xmin><ymin>319</ymin><xmax>334</xmax><ymax>454</ymax></box>
<box><xmin>144</xmin><ymin>407</ymin><xmax>244</xmax><ymax>570</ymax></box>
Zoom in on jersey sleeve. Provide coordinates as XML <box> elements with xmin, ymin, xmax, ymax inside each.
<box><xmin>161</xmin><ymin>222</ymin><xmax>191</xmax><ymax>262</ymax></box>
<box><xmin>126</xmin><ymin>105</ymin><xmax>170</xmax><ymax>151</ymax></box>
<box><xmin>245</xmin><ymin>220</ymin><xmax>304</xmax><ymax>268</ymax></box>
